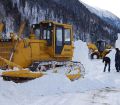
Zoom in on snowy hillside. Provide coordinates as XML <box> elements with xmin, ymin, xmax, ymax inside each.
<box><xmin>82</xmin><ymin>2</ymin><xmax>120</xmax><ymax>29</ymax></box>
<box><xmin>85</xmin><ymin>5</ymin><xmax>118</xmax><ymax>20</ymax></box>
<box><xmin>0</xmin><ymin>36</ymin><xmax>120</xmax><ymax>105</ymax></box>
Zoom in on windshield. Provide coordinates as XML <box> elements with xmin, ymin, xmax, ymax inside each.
<box><xmin>41</xmin><ymin>28</ymin><xmax>51</xmax><ymax>40</ymax></box>
<box><xmin>97</xmin><ymin>41</ymin><xmax>106</xmax><ymax>51</ymax></box>
<box><xmin>40</xmin><ymin>23</ymin><xmax>53</xmax><ymax>46</ymax></box>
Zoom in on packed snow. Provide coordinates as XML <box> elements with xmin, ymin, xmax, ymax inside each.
<box><xmin>0</xmin><ymin>35</ymin><xmax>120</xmax><ymax>105</ymax></box>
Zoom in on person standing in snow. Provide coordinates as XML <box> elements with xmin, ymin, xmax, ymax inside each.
<box><xmin>115</xmin><ymin>48</ymin><xmax>120</xmax><ymax>72</ymax></box>
<box><xmin>102</xmin><ymin>56</ymin><xmax>111</xmax><ymax>72</ymax></box>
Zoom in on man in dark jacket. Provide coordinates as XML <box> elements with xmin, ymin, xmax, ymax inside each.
<box><xmin>103</xmin><ymin>57</ymin><xmax>111</xmax><ymax>72</ymax></box>
<box><xmin>115</xmin><ymin>48</ymin><xmax>120</xmax><ymax>72</ymax></box>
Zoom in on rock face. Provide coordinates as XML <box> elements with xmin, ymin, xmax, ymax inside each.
<box><xmin>0</xmin><ymin>0</ymin><xmax>119</xmax><ymax>45</ymax></box>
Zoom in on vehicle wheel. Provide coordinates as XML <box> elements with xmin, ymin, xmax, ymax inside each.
<box><xmin>91</xmin><ymin>53</ymin><xmax>99</xmax><ymax>59</ymax></box>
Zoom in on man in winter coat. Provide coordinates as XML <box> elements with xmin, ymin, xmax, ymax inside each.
<box><xmin>103</xmin><ymin>56</ymin><xmax>111</xmax><ymax>72</ymax></box>
<box><xmin>115</xmin><ymin>48</ymin><xmax>120</xmax><ymax>72</ymax></box>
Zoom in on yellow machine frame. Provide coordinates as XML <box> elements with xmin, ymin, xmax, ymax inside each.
<box><xmin>0</xmin><ymin>21</ymin><xmax>74</xmax><ymax>68</ymax></box>
<box><xmin>0</xmin><ymin>21</ymin><xmax>85</xmax><ymax>82</ymax></box>
<box><xmin>87</xmin><ymin>40</ymin><xmax>111</xmax><ymax>59</ymax></box>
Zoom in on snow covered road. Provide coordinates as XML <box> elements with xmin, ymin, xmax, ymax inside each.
<box><xmin>0</xmin><ymin>38</ymin><xmax>120</xmax><ymax>105</ymax></box>
<box><xmin>25</xmin><ymin>87</ymin><xmax>120</xmax><ymax>105</ymax></box>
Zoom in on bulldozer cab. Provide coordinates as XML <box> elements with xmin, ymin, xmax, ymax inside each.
<box><xmin>31</xmin><ymin>21</ymin><xmax>73</xmax><ymax>57</ymax></box>
<box><xmin>31</xmin><ymin>22</ymin><xmax>53</xmax><ymax>46</ymax></box>
<box><xmin>96</xmin><ymin>40</ymin><xmax>106</xmax><ymax>52</ymax></box>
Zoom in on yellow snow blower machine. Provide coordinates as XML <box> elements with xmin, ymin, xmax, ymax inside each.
<box><xmin>87</xmin><ymin>40</ymin><xmax>111</xmax><ymax>59</ymax></box>
<box><xmin>0</xmin><ymin>21</ymin><xmax>85</xmax><ymax>82</ymax></box>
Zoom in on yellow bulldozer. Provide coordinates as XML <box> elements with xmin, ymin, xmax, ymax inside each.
<box><xmin>87</xmin><ymin>40</ymin><xmax>111</xmax><ymax>59</ymax></box>
<box><xmin>0</xmin><ymin>21</ymin><xmax>85</xmax><ymax>82</ymax></box>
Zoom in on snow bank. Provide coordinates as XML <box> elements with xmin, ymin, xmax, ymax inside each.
<box><xmin>73</xmin><ymin>40</ymin><xmax>94</xmax><ymax>74</ymax></box>
<box><xmin>115</xmin><ymin>33</ymin><xmax>120</xmax><ymax>49</ymax></box>
<box><xmin>19</xmin><ymin>74</ymin><xmax>71</xmax><ymax>96</ymax></box>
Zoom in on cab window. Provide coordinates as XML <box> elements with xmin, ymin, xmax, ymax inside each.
<box><xmin>42</xmin><ymin>29</ymin><xmax>52</xmax><ymax>45</ymax></box>
<box><xmin>34</xmin><ymin>29</ymin><xmax>40</xmax><ymax>39</ymax></box>
<box><xmin>56</xmin><ymin>27</ymin><xmax>71</xmax><ymax>46</ymax></box>
<box><xmin>56</xmin><ymin>27</ymin><xmax>63</xmax><ymax>46</ymax></box>
<box><xmin>64</xmin><ymin>28</ymin><xmax>71</xmax><ymax>45</ymax></box>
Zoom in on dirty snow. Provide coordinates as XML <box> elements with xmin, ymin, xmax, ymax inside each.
<box><xmin>0</xmin><ymin>35</ymin><xmax>120</xmax><ymax>105</ymax></box>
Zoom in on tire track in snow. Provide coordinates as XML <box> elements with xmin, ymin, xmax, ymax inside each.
<box><xmin>90</xmin><ymin>87</ymin><xmax>120</xmax><ymax>105</ymax></box>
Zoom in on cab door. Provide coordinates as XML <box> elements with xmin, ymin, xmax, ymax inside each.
<box><xmin>55</xmin><ymin>26</ymin><xmax>72</xmax><ymax>55</ymax></box>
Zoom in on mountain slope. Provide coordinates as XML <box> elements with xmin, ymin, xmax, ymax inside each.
<box><xmin>83</xmin><ymin>2</ymin><xmax>120</xmax><ymax>30</ymax></box>
<box><xmin>0</xmin><ymin>0</ymin><xmax>119</xmax><ymax>45</ymax></box>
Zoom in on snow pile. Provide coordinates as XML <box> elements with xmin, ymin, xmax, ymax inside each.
<box><xmin>19</xmin><ymin>74</ymin><xmax>71</xmax><ymax>96</ymax></box>
<box><xmin>73</xmin><ymin>40</ymin><xmax>93</xmax><ymax>74</ymax></box>
<box><xmin>115</xmin><ymin>33</ymin><xmax>120</xmax><ymax>49</ymax></box>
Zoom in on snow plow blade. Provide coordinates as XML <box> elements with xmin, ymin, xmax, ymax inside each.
<box><xmin>2</xmin><ymin>70</ymin><xmax>44</xmax><ymax>83</ymax></box>
<box><xmin>66</xmin><ymin>73</ymin><xmax>80</xmax><ymax>81</ymax></box>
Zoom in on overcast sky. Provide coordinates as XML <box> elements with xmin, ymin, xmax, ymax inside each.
<box><xmin>80</xmin><ymin>0</ymin><xmax>120</xmax><ymax>18</ymax></box>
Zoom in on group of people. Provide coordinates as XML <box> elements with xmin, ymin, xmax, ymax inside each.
<box><xmin>103</xmin><ymin>48</ymin><xmax>120</xmax><ymax>72</ymax></box>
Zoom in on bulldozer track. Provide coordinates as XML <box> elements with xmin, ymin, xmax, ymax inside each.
<box><xmin>29</xmin><ymin>61</ymin><xmax>85</xmax><ymax>77</ymax></box>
